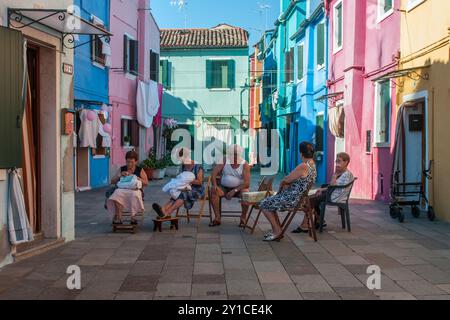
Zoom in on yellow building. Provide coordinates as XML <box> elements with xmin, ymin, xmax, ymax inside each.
<box><xmin>396</xmin><ymin>0</ymin><xmax>450</xmax><ymax>221</ymax></box>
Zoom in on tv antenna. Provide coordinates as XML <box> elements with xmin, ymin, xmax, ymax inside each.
<box><xmin>170</xmin><ymin>0</ymin><xmax>189</xmax><ymax>29</ymax></box>
<box><xmin>256</xmin><ymin>2</ymin><xmax>271</xmax><ymax>31</ymax></box>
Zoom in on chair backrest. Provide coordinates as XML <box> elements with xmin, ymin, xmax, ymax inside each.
<box><xmin>258</xmin><ymin>176</ymin><xmax>275</xmax><ymax>192</ymax></box>
<box><xmin>327</xmin><ymin>178</ymin><xmax>358</xmax><ymax>204</ymax></box>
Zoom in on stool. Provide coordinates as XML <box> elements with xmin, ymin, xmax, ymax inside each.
<box><xmin>153</xmin><ymin>217</ymin><xmax>180</xmax><ymax>232</ymax></box>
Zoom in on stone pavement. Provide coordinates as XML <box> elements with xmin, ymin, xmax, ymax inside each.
<box><xmin>1</xmin><ymin>173</ymin><xmax>450</xmax><ymax>300</ymax></box>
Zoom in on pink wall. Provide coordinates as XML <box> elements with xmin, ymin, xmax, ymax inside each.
<box><xmin>109</xmin><ymin>0</ymin><xmax>161</xmax><ymax>169</ymax></box>
<box><xmin>327</xmin><ymin>0</ymin><xmax>400</xmax><ymax>201</ymax></box>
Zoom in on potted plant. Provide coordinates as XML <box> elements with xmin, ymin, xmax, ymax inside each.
<box><xmin>152</xmin><ymin>158</ymin><xmax>167</xmax><ymax>180</ymax></box>
<box><xmin>144</xmin><ymin>149</ymin><xmax>167</xmax><ymax>180</ymax></box>
<box><xmin>123</xmin><ymin>136</ymin><xmax>131</xmax><ymax>147</ymax></box>
<box><xmin>141</xmin><ymin>158</ymin><xmax>155</xmax><ymax>181</ymax></box>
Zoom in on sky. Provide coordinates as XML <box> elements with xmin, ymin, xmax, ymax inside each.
<box><xmin>151</xmin><ymin>0</ymin><xmax>280</xmax><ymax>47</ymax></box>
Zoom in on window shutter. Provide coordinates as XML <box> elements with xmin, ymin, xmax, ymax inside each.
<box><xmin>161</xmin><ymin>60</ymin><xmax>167</xmax><ymax>88</ymax></box>
<box><xmin>0</xmin><ymin>27</ymin><xmax>25</xmax><ymax>168</ymax></box>
<box><xmin>206</xmin><ymin>60</ymin><xmax>212</xmax><ymax>88</ymax></box>
<box><xmin>166</xmin><ymin>61</ymin><xmax>172</xmax><ymax>90</ymax></box>
<box><xmin>284</xmin><ymin>51</ymin><xmax>290</xmax><ymax>83</ymax></box>
<box><xmin>297</xmin><ymin>45</ymin><xmax>304</xmax><ymax>80</ymax></box>
<box><xmin>317</xmin><ymin>23</ymin><xmax>325</xmax><ymax>66</ymax></box>
<box><xmin>227</xmin><ymin>60</ymin><xmax>236</xmax><ymax>89</ymax></box>
<box><xmin>123</xmin><ymin>35</ymin><xmax>129</xmax><ymax>72</ymax></box>
<box><xmin>131</xmin><ymin>120</ymin><xmax>140</xmax><ymax>147</ymax></box>
<box><xmin>131</xmin><ymin>40</ymin><xmax>139</xmax><ymax>75</ymax></box>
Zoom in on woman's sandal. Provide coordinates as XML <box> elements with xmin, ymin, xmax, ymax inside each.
<box><xmin>209</xmin><ymin>221</ymin><xmax>221</xmax><ymax>227</ymax></box>
<box><xmin>130</xmin><ymin>218</ymin><xmax>138</xmax><ymax>225</ymax></box>
<box><xmin>292</xmin><ymin>227</ymin><xmax>309</xmax><ymax>234</ymax></box>
<box><xmin>152</xmin><ymin>203</ymin><xmax>165</xmax><ymax>218</ymax></box>
<box><xmin>263</xmin><ymin>234</ymin><xmax>284</xmax><ymax>242</ymax></box>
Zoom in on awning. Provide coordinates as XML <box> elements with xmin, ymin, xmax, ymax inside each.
<box><xmin>8</xmin><ymin>8</ymin><xmax>112</xmax><ymax>49</ymax></box>
<box><xmin>315</xmin><ymin>91</ymin><xmax>344</xmax><ymax>104</ymax></box>
<box><xmin>372</xmin><ymin>65</ymin><xmax>430</xmax><ymax>83</ymax></box>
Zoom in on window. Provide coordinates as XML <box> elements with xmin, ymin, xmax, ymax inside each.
<box><xmin>206</xmin><ymin>60</ymin><xmax>236</xmax><ymax>89</ymax></box>
<box><xmin>316</xmin><ymin>22</ymin><xmax>325</xmax><ymax>68</ymax></box>
<box><xmin>91</xmin><ymin>16</ymin><xmax>106</xmax><ymax>66</ymax></box>
<box><xmin>333</xmin><ymin>0</ymin><xmax>343</xmax><ymax>53</ymax></box>
<box><xmin>297</xmin><ymin>44</ymin><xmax>304</xmax><ymax>81</ymax></box>
<box><xmin>378</xmin><ymin>0</ymin><xmax>394</xmax><ymax>21</ymax></box>
<box><xmin>407</xmin><ymin>0</ymin><xmax>425</xmax><ymax>11</ymax></box>
<box><xmin>124</xmin><ymin>34</ymin><xmax>138</xmax><ymax>76</ymax></box>
<box><xmin>160</xmin><ymin>59</ymin><xmax>172</xmax><ymax>90</ymax></box>
<box><xmin>150</xmin><ymin>50</ymin><xmax>160</xmax><ymax>82</ymax></box>
<box><xmin>316</xmin><ymin>113</ymin><xmax>324</xmax><ymax>152</ymax></box>
<box><xmin>284</xmin><ymin>48</ymin><xmax>294</xmax><ymax>83</ymax></box>
<box><xmin>374</xmin><ymin>81</ymin><xmax>391</xmax><ymax>146</ymax></box>
<box><xmin>121</xmin><ymin>118</ymin><xmax>140</xmax><ymax>147</ymax></box>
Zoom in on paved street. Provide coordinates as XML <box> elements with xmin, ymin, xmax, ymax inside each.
<box><xmin>1</xmin><ymin>173</ymin><xmax>450</xmax><ymax>300</ymax></box>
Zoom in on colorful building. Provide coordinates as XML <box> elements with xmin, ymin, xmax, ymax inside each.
<box><xmin>73</xmin><ymin>0</ymin><xmax>111</xmax><ymax>190</ymax></box>
<box><xmin>326</xmin><ymin>0</ymin><xmax>400</xmax><ymax>200</ymax></box>
<box><xmin>0</xmin><ymin>0</ymin><xmax>110</xmax><ymax>267</ymax></box>
<box><xmin>249</xmin><ymin>43</ymin><xmax>263</xmax><ymax>166</ymax></box>
<box><xmin>160</xmin><ymin>24</ymin><xmax>250</xmax><ymax>166</ymax></box>
<box><xmin>274</xmin><ymin>0</ymin><xmax>308</xmax><ymax>174</ymax></box>
<box><xmin>291</xmin><ymin>0</ymin><xmax>328</xmax><ymax>184</ymax></box>
<box><xmin>109</xmin><ymin>0</ymin><xmax>162</xmax><ymax>174</ymax></box>
<box><xmin>394</xmin><ymin>0</ymin><xmax>450</xmax><ymax>221</ymax></box>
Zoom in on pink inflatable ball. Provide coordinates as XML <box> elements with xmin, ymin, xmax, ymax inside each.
<box><xmin>103</xmin><ymin>123</ymin><xmax>112</xmax><ymax>134</ymax></box>
<box><xmin>86</xmin><ymin>110</ymin><xmax>97</xmax><ymax>121</ymax></box>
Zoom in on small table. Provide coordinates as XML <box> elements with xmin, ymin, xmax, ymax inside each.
<box><xmin>153</xmin><ymin>217</ymin><xmax>180</xmax><ymax>232</ymax></box>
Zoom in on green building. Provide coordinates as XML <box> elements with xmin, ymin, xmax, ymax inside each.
<box><xmin>160</xmin><ymin>24</ymin><xmax>250</xmax><ymax>166</ymax></box>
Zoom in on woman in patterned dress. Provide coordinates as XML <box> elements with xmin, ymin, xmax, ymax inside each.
<box><xmin>260</xmin><ymin>142</ymin><xmax>317</xmax><ymax>242</ymax></box>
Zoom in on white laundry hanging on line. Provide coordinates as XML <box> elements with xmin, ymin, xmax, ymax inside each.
<box><xmin>136</xmin><ymin>80</ymin><xmax>161</xmax><ymax>129</ymax></box>
<box><xmin>98</xmin><ymin>117</ymin><xmax>112</xmax><ymax>148</ymax></box>
<box><xmin>100</xmin><ymin>36</ymin><xmax>112</xmax><ymax>67</ymax></box>
<box><xmin>78</xmin><ymin>109</ymin><xmax>98</xmax><ymax>148</ymax></box>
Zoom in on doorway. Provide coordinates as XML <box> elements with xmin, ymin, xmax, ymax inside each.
<box><xmin>24</xmin><ymin>45</ymin><xmax>41</xmax><ymax>233</ymax></box>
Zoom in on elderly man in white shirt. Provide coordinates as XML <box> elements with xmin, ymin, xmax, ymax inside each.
<box><xmin>293</xmin><ymin>152</ymin><xmax>354</xmax><ymax>233</ymax></box>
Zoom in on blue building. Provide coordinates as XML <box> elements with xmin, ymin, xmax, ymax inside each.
<box><xmin>73</xmin><ymin>0</ymin><xmax>111</xmax><ymax>190</ymax></box>
<box><xmin>291</xmin><ymin>0</ymin><xmax>328</xmax><ymax>184</ymax></box>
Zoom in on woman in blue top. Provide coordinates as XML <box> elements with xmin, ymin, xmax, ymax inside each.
<box><xmin>153</xmin><ymin>148</ymin><xmax>205</xmax><ymax>218</ymax></box>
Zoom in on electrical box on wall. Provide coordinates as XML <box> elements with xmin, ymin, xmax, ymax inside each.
<box><xmin>62</xmin><ymin>108</ymin><xmax>75</xmax><ymax>136</ymax></box>
<box><xmin>409</xmin><ymin>114</ymin><xmax>423</xmax><ymax>132</ymax></box>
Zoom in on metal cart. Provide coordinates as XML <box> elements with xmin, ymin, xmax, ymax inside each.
<box><xmin>389</xmin><ymin>161</ymin><xmax>435</xmax><ymax>223</ymax></box>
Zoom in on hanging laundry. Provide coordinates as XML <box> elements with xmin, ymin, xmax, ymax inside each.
<box><xmin>78</xmin><ymin>109</ymin><xmax>98</xmax><ymax>148</ymax></box>
<box><xmin>136</xmin><ymin>80</ymin><xmax>160</xmax><ymax>129</ymax></box>
<box><xmin>101</xmin><ymin>36</ymin><xmax>112</xmax><ymax>67</ymax></box>
<box><xmin>98</xmin><ymin>118</ymin><xmax>112</xmax><ymax>148</ymax></box>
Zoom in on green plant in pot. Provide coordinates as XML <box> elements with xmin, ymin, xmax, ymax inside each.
<box><xmin>123</xmin><ymin>136</ymin><xmax>131</xmax><ymax>147</ymax></box>
<box><xmin>144</xmin><ymin>149</ymin><xmax>167</xmax><ymax>180</ymax></box>
<box><xmin>164</xmin><ymin>153</ymin><xmax>181</xmax><ymax>177</ymax></box>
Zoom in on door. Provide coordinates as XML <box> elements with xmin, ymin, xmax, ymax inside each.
<box><xmin>404</xmin><ymin>101</ymin><xmax>425</xmax><ymax>184</ymax></box>
<box><xmin>26</xmin><ymin>45</ymin><xmax>42</xmax><ymax>233</ymax></box>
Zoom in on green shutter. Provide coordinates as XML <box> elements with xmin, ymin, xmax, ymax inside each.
<box><xmin>0</xmin><ymin>27</ymin><xmax>25</xmax><ymax>169</ymax></box>
<box><xmin>206</xmin><ymin>60</ymin><xmax>212</xmax><ymax>88</ymax></box>
<box><xmin>227</xmin><ymin>60</ymin><xmax>235</xmax><ymax>89</ymax></box>
<box><xmin>317</xmin><ymin>23</ymin><xmax>325</xmax><ymax>67</ymax></box>
<box><xmin>297</xmin><ymin>45</ymin><xmax>304</xmax><ymax>80</ymax></box>
<box><xmin>316</xmin><ymin>114</ymin><xmax>324</xmax><ymax>152</ymax></box>
<box><xmin>131</xmin><ymin>40</ymin><xmax>139</xmax><ymax>75</ymax></box>
<box><xmin>167</xmin><ymin>61</ymin><xmax>172</xmax><ymax>90</ymax></box>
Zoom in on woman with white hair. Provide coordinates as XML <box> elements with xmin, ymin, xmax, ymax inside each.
<box><xmin>210</xmin><ymin>144</ymin><xmax>251</xmax><ymax>227</ymax></box>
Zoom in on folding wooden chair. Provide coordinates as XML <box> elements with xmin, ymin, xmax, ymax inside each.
<box><xmin>279</xmin><ymin>183</ymin><xmax>317</xmax><ymax>242</ymax></box>
<box><xmin>208</xmin><ymin>176</ymin><xmax>244</xmax><ymax>222</ymax></box>
<box><xmin>242</xmin><ymin>176</ymin><xmax>276</xmax><ymax>234</ymax></box>
<box><xmin>176</xmin><ymin>176</ymin><xmax>212</xmax><ymax>225</ymax></box>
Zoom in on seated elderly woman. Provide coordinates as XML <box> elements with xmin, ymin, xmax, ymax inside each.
<box><xmin>259</xmin><ymin>142</ymin><xmax>317</xmax><ymax>242</ymax></box>
<box><xmin>108</xmin><ymin>151</ymin><xmax>149</xmax><ymax>225</ymax></box>
<box><xmin>152</xmin><ymin>148</ymin><xmax>205</xmax><ymax>218</ymax></box>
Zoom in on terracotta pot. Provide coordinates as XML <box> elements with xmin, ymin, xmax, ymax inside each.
<box><xmin>143</xmin><ymin>168</ymin><xmax>153</xmax><ymax>180</ymax></box>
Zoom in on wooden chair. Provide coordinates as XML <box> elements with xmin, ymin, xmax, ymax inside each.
<box><xmin>208</xmin><ymin>176</ymin><xmax>244</xmax><ymax>222</ymax></box>
<box><xmin>278</xmin><ymin>183</ymin><xmax>317</xmax><ymax>242</ymax></box>
<box><xmin>176</xmin><ymin>176</ymin><xmax>212</xmax><ymax>225</ymax></box>
<box><xmin>319</xmin><ymin>178</ymin><xmax>357</xmax><ymax>233</ymax></box>
<box><xmin>242</xmin><ymin>176</ymin><xmax>276</xmax><ymax>234</ymax></box>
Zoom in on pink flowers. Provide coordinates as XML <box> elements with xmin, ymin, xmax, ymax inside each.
<box><xmin>164</xmin><ymin>118</ymin><xmax>178</xmax><ymax>129</ymax></box>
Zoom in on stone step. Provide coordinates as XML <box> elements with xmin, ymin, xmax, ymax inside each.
<box><xmin>13</xmin><ymin>238</ymin><xmax>66</xmax><ymax>262</ymax></box>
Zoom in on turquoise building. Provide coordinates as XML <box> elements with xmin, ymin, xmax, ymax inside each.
<box><xmin>160</xmin><ymin>24</ymin><xmax>250</xmax><ymax>164</ymax></box>
<box><xmin>273</xmin><ymin>0</ymin><xmax>307</xmax><ymax>173</ymax></box>
<box><xmin>291</xmin><ymin>0</ymin><xmax>328</xmax><ymax>184</ymax></box>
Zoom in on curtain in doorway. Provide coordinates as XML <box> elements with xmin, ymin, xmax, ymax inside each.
<box><xmin>328</xmin><ymin>105</ymin><xmax>345</xmax><ymax>138</ymax></box>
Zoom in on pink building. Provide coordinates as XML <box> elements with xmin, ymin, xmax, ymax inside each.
<box><xmin>109</xmin><ymin>0</ymin><xmax>162</xmax><ymax>173</ymax></box>
<box><xmin>326</xmin><ymin>0</ymin><xmax>400</xmax><ymax>201</ymax></box>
